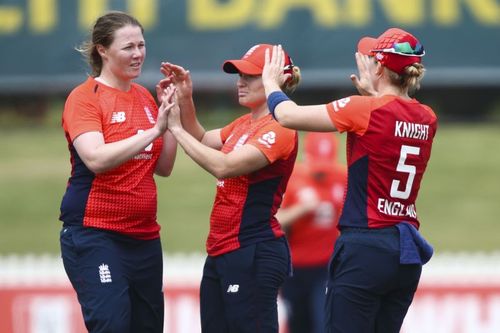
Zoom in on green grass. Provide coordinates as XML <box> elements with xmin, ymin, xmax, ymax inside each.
<box><xmin>416</xmin><ymin>125</ymin><xmax>500</xmax><ymax>251</ymax></box>
<box><xmin>0</xmin><ymin>117</ymin><xmax>499</xmax><ymax>254</ymax></box>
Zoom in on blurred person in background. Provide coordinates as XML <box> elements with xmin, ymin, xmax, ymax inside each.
<box><xmin>59</xmin><ymin>11</ymin><xmax>177</xmax><ymax>333</ymax></box>
<box><xmin>262</xmin><ymin>28</ymin><xmax>437</xmax><ymax>333</ymax></box>
<box><xmin>159</xmin><ymin>44</ymin><xmax>300</xmax><ymax>332</ymax></box>
<box><xmin>277</xmin><ymin>132</ymin><xmax>346</xmax><ymax>333</ymax></box>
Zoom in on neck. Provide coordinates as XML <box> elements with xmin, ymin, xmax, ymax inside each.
<box><xmin>376</xmin><ymin>84</ymin><xmax>410</xmax><ymax>100</ymax></box>
<box><xmin>96</xmin><ymin>70</ymin><xmax>131</xmax><ymax>92</ymax></box>
<box><xmin>250</xmin><ymin>103</ymin><xmax>270</xmax><ymax>120</ymax></box>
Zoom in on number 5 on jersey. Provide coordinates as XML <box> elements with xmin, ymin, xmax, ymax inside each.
<box><xmin>390</xmin><ymin>145</ymin><xmax>420</xmax><ymax>200</ymax></box>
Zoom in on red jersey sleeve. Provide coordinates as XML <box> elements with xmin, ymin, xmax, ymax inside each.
<box><xmin>247</xmin><ymin>121</ymin><xmax>296</xmax><ymax>163</ymax></box>
<box><xmin>325</xmin><ymin>95</ymin><xmax>397</xmax><ymax>136</ymax></box>
<box><xmin>63</xmin><ymin>86</ymin><xmax>102</xmax><ymax>142</ymax></box>
<box><xmin>220</xmin><ymin>118</ymin><xmax>241</xmax><ymax>143</ymax></box>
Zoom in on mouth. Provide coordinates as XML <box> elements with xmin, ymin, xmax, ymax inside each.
<box><xmin>131</xmin><ymin>62</ymin><xmax>142</xmax><ymax>69</ymax></box>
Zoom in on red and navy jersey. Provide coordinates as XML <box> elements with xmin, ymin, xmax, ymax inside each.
<box><xmin>326</xmin><ymin>95</ymin><xmax>437</xmax><ymax>229</ymax></box>
<box><xmin>207</xmin><ymin>114</ymin><xmax>298</xmax><ymax>256</ymax></box>
<box><xmin>281</xmin><ymin>162</ymin><xmax>346</xmax><ymax>267</ymax></box>
<box><xmin>60</xmin><ymin>77</ymin><xmax>163</xmax><ymax>240</ymax></box>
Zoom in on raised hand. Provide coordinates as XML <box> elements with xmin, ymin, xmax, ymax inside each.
<box><xmin>160</xmin><ymin>62</ymin><xmax>193</xmax><ymax>101</ymax></box>
<box><xmin>156</xmin><ymin>77</ymin><xmax>172</xmax><ymax>104</ymax></box>
<box><xmin>350</xmin><ymin>52</ymin><xmax>377</xmax><ymax>96</ymax></box>
<box><xmin>156</xmin><ymin>85</ymin><xmax>177</xmax><ymax>134</ymax></box>
<box><xmin>158</xmin><ymin>85</ymin><xmax>182</xmax><ymax>132</ymax></box>
<box><xmin>262</xmin><ymin>45</ymin><xmax>291</xmax><ymax>93</ymax></box>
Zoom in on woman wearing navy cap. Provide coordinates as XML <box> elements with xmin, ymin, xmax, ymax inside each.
<box><xmin>262</xmin><ymin>28</ymin><xmax>437</xmax><ymax>332</ymax></box>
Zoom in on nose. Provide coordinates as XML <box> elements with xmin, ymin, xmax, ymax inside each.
<box><xmin>132</xmin><ymin>46</ymin><xmax>143</xmax><ymax>58</ymax></box>
<box><xmin>237</xmin><ymin>76</ymin><xmax>246</xmax><ymax>88</ymax></box>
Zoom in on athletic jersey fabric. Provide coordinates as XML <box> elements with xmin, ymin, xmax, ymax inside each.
<box><xmin>60</xmin><ymin>77</ymin><xmax>163</xmax><ymax>240</ymax></box>
<box><xmin>207</xmin><ymin>113</ymin><xmax>298</xmax><ymax>256</ymax></box>
<box><xmin>326</xmin><ymin>95</ymin><xmax>437</xmax><ymax>229</ymax></box>
<box><xmin>281</xmin><ymin>162</ymin><xmax>347</xmax><ymax>267</ymax></box>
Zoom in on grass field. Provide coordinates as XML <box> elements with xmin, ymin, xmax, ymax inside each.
<box><xmin>0</xmin><ymin>110</ymin><xmax>499</xmax><ymax>255</ymax></box>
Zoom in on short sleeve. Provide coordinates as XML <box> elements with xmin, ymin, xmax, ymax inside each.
<box><xmin>246</xmin><ymin>121</ymin><xmax>296</xmax><ymax>163</ymax></box>
<box><xmin>63</xmin><ymin>89</ymin><xmax>102</xmax><ymax>142</ymax></box>
<box><xmin>220</xmin><ymin>118</ymin><xmax>241</xmax><ymax>143</ymax></box>
<box><xmin>324</xmin><ymin>95</ymin><xmax>374</xmax><ymax>135</ymax></box>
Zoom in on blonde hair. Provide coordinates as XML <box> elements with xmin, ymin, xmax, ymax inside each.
<box><xmin>282</xmin><ymin>65</ymin><xmax>301</xmax><ymax>95</ymax></box>
<box><xmin>386</xmin><ymin>63</ymin><xmax>426</xmax><ymax>96</ymax></box>
<box><xmin>76</xmin><ymin>11</ymin><xmax>143</xmax><ymax>77</ymax></box>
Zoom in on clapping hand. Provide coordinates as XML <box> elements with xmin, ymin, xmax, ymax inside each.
<box><xmin>160</xmin><ymin>62</ymin><xmax>193</xmax><ymax>100</ymax></box>
<box><xmin>156</xmin><ymin>84</ymin><xmax>177</xmax><ymax>134</ymax></box>
<box><xmin>159</xmin><ymin>84</ymin><xmax>183</xmax><ymax>132</ymax></box>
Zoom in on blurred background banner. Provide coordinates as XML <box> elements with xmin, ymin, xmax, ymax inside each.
<box><xmin>1</xmin><ymin>0</ymin><xmax>500</xmax><ymax>94</ymax></box>
<box><xmin>1</xmin><ymin>2</ymin><xmax>500</xmax><ymax>332</ymax></box>
<box><xmin>2</xmin><ymin>253</ymin><xmax>500</xmax><ymax>333</ymax></box>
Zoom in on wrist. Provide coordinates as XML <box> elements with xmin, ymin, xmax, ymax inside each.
<box><xmin>267</xmin><ymin>91</ymin><xmax>290</xmax><ymax>120</ymax></box>
<box><xmin>169</xmin><ymin>125</ymin><xmax>184</xmax><ymax>137</ymax></box>
<box><xmin>264</xmin><ymin>83</ymin><xmax>281</xmax><ymax>97</ymax></box>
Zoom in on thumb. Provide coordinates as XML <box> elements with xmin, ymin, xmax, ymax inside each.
<box><xmin>350</xmin><ymin>74</ymin><xmax>360</xmax><ymax>88</ymax></box>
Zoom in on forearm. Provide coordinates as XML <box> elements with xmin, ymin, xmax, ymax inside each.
<box><xmin>169</xmin><ymin>126</ymin><xmax>228</xmax><ymax>179</ymax></box>
<box><xmin>76</xmin><ymin>127</ymin><xmax>162</xmax><ymax>174</ymax></box>
<box><xmin>263</xmin><ymin>81</ymin><xmax>303</xmax><ymax>129</ymax></box>
<box><xmin>264</xmin><ymin>86</ymin><xmax>337</xmax><ymax>132</ymax></box>
<box><xmin>178</xmin><ymin>96</ymin><xmax>206</xmax><ymax>141</ymax></box>
<box><xmin>155</xmin><ymin>130</ymin><xmax>177</xmax><ymax>177</ymax></box>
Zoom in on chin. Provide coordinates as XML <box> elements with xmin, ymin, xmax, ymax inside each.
<box><xmin>129</xmin><ymin>68</ymin><xmax>142</xmax><ymax>79</ymax></box>
<box><xmin>238</xmin><ymin>98</ymin><xmax>250</xmax><ymax>108</ymax></box>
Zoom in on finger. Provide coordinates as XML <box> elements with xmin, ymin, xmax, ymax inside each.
<box><xmin>350</xmin><ymin>74</ymin><xmax>359</xmax><ymax>86</ymax></box>
<box><xmin>166</xmin><ymin>64</ymin><xmax>187</xmax><ymax>78</ymax></box>
<box><xmin>158</xmin><ymin>77</ymin><xmax>171</xmax><ymax>88</ymax></box>
<box><xmin>278</xmin><ymin>45</ymin><xmax>285</xmax><ymax>69</ymax></box>
<box><xmin>271</xmin><ymin>45</ymin><xmax>278</xmax><ymax>66</ymax></box>
<box><xmin>264</xmin><ymin>48</ymin><xmax>270</xmax><ymax>66</ymax></box>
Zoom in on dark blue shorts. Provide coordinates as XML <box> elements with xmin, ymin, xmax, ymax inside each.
<box><xmin>325</xmin><ymin>227</ymin><xmax>422</xmax><ymax>333</ymax></box>
<box><xmin>60</xmin><ymin>225</ymin><xmax>164</xmax><ymax>333</ymax></box>
<box><xmin>281</xmin><ymin>265</ymin><xmax>328</xmax><ymax>333</ymax></box>
<box><xmin>200</xmin><ymin>237</ymin><xmax>291</xmax><ymax>333</ymax></box>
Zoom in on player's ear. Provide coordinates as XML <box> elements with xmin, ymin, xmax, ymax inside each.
<box><xmin>375</xmin><ymin>61</ymin><xmax>384</xmax><ymax>76</ymax></box>
<box><xmin>96</xmin><ymin>44</ymin><xmax>107</xmax><ymax>60</ymax></box>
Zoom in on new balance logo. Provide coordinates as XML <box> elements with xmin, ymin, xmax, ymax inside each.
<box><xmin>99</xmin><ymin>263</ymin><xmax>112</xmax><ymax>283</ymax></box>
<box><xmin>227</xmin><ymin>284</ymin><xmax>239</xmax><ymax>293</ymax></box>
<box><xmin>110</xmin><ymin>112</ymin><xmax>126</xmax><ymax>123</ymax></box>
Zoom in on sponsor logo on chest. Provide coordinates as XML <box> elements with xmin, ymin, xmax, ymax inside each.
<box><xmin>110</xmin><ymin>111</ymin><xmax>126</xmax><ymax>124</ymax></box>
<box><xmin>257</xmin><ymin>131</ymin><xmax>276</xmax><ymax>148</ymax></box>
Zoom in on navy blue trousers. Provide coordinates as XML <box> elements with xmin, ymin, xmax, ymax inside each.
<box><xmin>200</xmin><ymin>237</ymin><xmax>291</xmax><ymax>333</ymax></box>
<box><xmin>60</xmin><ymin>225</ymin><xmax>164</xmax><ymax>333</ymax></box>
<box><xmin>281</xmin><ymin>265</ymin><xmax>328</xmax><ymax>333</ymax></box>
<box><xmin>325</xmin><ymin>227</ymin><xmax>421</xmax><ymax>333</ymax></box>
